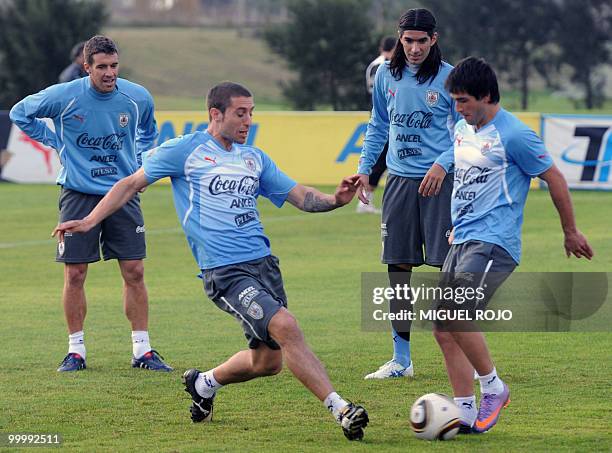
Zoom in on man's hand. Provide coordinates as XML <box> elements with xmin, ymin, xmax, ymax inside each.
<box><xmin>564</xmin><ymin>229</ymin><xmax>594</xmax><ymax>260</ymax></box>
<box><xmin>52</xmin><ymin>218</ymin><xmax>94</xmax><ymax>243</ymax></box>
<box><xmin>356</xmin><ymin>174</ymin><xmax>371</xmax><ymax>203</ymax></box>
<box><xmin>448</xmin><ymin>228</ymin><xmax>454</xmax><ymax>245</ymax></box>
<box><xmin>418</xmin><ymin>163</ymin><xmax>447</xmax><ymax>197</ymax></box>
<box><xmin>335</xmin><ymin>174</ymin><xmax>362</xmax><ymax>207</ymax></box>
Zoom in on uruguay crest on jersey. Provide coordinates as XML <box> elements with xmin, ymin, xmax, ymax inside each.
<box><xmin>119</xmin><ymin>113</ymin><xmax>129</xmax><ymax>128</ymax></box>
<box><xmin>426</xmin><ymin>90</ymin><xmax>439</xmax><ymax>107</ymax></box>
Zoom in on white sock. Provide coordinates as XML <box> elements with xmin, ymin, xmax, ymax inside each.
<box><xmin>454</xmin><ymin>395</ymin><xmax>477</xmax><ymax>426</ymax></box>
<box><xmin>324</xmin><ymin>392</ymin><xmax>349</xmax><ymax>421</ymax></box>
<box><xmin>479</xmin><ymin>367</ymin><xmax>504</xmax><ymax>394</ymax></box>
<box><xmin>68</xmin><ymin>331</ymin><xmax>86</xmax><ymax>359</ymax></box>
<box><xmin>131</xmin><ymin>331</ymin><xmax>151</xmax><ymax>358</ymax></box>
<box><xmin>195</xmin><ymin>369</ymin><xmax>223</xmax><ymax>398</ymax></box>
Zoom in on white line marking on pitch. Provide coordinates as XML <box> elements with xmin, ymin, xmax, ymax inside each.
<box><xmin>0</xmin><ymin>211</ymin><xmax>361</xmax><ymax>249</ymax></box>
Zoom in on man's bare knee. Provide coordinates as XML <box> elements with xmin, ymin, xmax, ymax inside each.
<box><xmin>268</xmin><ymin>309</ymin><xmax>303</xmax><ymax>346</ymax></box>
<box><xmin>253</xmin><ymin>355</ymin><xmax>282</xmax><ymax>376</ymax></box>
<box><xmin>251</xmin><ymin>347</ymin><xmax>283</xmax><ymax>376</ymax></box>
<box><xmin>65</xmin><ymin>264</ymin><xmax>87</xmax><ymax>288</ymax></box>
<box><xmin>433</xmin><ymin>326</ymin><xmax>456</xmax><ymax>349</ymax></box>
<box><xmin>120</xmin><ymin>260</ymin><xmax>145</xmax><ymax>286</ymax></box>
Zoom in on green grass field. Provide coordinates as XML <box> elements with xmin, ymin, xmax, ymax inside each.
<box><xmin>1</xmin><ymin>184</ymin><xmax>610</xmax><ymax>452</ymax></box>
<box><xmin>107</xmin><ymin>27</ymin><xmax>293</xmax><ymax>110</ymax></box>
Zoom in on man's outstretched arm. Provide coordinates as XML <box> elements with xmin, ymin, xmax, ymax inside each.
<box><xmin>539</xmin><ymin>165</ymin><xmax>594</xmax><ymax>259</ymax></box>
<box><xmin>286</xmin><ymin>175</ymin><xmax>361</xmax><ymax>212</ymax></box>
<box><xmin>52</xmin><ymin>169</ymin><xmax>150</xmax><ymax>241</ymax></box>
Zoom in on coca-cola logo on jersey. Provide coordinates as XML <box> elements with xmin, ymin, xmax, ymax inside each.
<box><xmin>455</xmin><ymin>166</ymin><xmax>492</xmax><ymax>186</ymax></box>
<box><xmin>209</xmin><ymin>175</ymin><xmax>258</xmax><ymax>196</ymax></box>
<box><xmin>77</xmin><ymin>132</ymin><xmax>126</xmax><ymax>151</ymax></box>
<box><xmin>390</xmin><ymin>109</ymin><xmax>433</xmax><ymax>129</ymax></box>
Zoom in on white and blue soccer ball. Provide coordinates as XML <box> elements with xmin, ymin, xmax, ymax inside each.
<box><xmin>409</xmin><ymin>393</ymin><xmax>462</xmax><ymax>441</ymax></box>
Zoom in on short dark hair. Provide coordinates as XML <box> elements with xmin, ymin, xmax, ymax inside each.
<box><xmin>445</xmin><ymin>57</ymin><xmax>500</xmax><ymax>103</ymax></box>
<box><xmin>84</xmin><ymin>35</ymin><xmax>118</xmax><ymax>66</ymax></box>
<box><xmin>207</xmin><ymin>82</ymin><xmax>252</xmax><ymax>115</ymax></box>
<box><xmin>71</xmin><ymin>42</ymin><xmax>86</xmax><ymax>61</ymax></box>
<box><xmin>380</xmin><ymin>36</ymin><xmax>396</xmax><ymax>53</ymax></box>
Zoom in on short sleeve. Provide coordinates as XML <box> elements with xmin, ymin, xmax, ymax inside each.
<box><xmin>505</xmin><ymin>127</ymin><xmax>553</xmax><ymax>177</ymax></box>
<box><xmin>142</xmin><ymin>135</ymin><xmax>189</xmax><ymax>183</ymax></box>
<box><xmin>258</xmin><ymin>151</ymin><xmax>297</xmax><ymax>207</ymax></box>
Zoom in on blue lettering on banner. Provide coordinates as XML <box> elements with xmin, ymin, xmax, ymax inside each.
<box><xmin>560</xmin><ymin>126</ymin><xmax>612</xmax><ymax>182</ymax></box>
<box><xmin>157</xmin><ymin>121</ymin><xmax>259</xmax><ymax>146</ymax></box>
<box><xmin>336</xmin><ymin>123</ymin><xmax>367</xmax><ymax>162</ymax></box>
<box><xmin>91</xmin><ymin>166</ymin><xmax>118</xmax><ymax>178</ymax></box>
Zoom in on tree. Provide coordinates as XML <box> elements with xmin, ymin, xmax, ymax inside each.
<box><xmin>0</xmin><ymin>0</ymin><xmax>108</xmax><ymax>109</ymax></box>
<box><xmin>264</xmin><ymin>0</ymin><xmax>377</xmax><ymax>110</ymax></box>
<box><xmin>425</xmin><ymin>0</ymin><xmax>559</xmax><ymax>110</ymax></box>
<box><xmin>555</xmin><ymin>0</ymin><xmax>611</xmax><ymax>109</ymax></box>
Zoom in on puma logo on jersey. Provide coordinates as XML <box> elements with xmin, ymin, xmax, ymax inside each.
<box><xmin>204</xmin><ymin>156</ymin><xmax>217</xmax><ymax>165</ymax></box>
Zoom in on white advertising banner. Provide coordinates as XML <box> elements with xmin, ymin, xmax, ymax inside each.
<box><xmin>542</xmin><ymin>115</ymin><xmax>612</xmax><ymax>190</ymax></box>
<box><xmin>2</xmin><ymin>120</ymin><xmax>62</xmax><ymax>183</ymax></box>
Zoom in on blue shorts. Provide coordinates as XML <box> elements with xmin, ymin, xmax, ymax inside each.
<box><xmin>202</xmin><ymin>255</ymin><xmax>287</xmax><ymax>350</ymax></box>
<box><xmin>435</xmin><ymin>241</ymin><xmax>517</xmax><ymax>323</ymax></box>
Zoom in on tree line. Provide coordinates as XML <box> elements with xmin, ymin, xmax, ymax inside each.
<box><xmin>265</xmin><ymin>0</ymin><xmax>611</xmax><ymax>110</ymax></box>
<box><xmin>0</xmin><ymin>0</ymin><xmax>609</xmax><ymax>111</ymax></box>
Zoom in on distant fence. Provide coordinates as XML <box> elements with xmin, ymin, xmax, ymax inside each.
<box><xmin>1</xmin><ymin>111</ymin><xmax>611</xmax><ymax>189</ymax></box>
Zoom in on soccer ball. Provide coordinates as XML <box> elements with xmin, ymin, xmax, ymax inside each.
<box><xmin>409</xmin><ymin>393</ymin><xmax>462</xmax><ymax>441</ymax></box>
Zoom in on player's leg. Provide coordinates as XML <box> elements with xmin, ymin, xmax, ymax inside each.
<box><xmin>195</xmin><ymin>257</ymin><xmax>368</xmax><ymax>440</ymax></box>
<box><xmin>432</xmin><ymin>244</ymin><xmax>478</xmax><ymax>429</ymax></box>
<box><xmin>268</xmin><ymin>308</ymin><xmax>333</xmax><ymax>399</ymax></box>
<box><xmin>433</xmin><ymin>327</ymin><xmax>478</xmax><ymax>430</ymax></box>
<box><xmin>63</xmin><ymin>263</ymin><xmax>88</xmax><ymax>334</ymax></box>
<box><xmin>437</xmin><ymin>242</ymin><xmax>515</xmax><ymax>433</ymax></box>
<box><xmin>102</xmin><ymin>196</ymin><xmax>171</xmax><ymax>371</ymax></box>
<box><xmin>366</xmin><ymin>174</ymin><xmax>422</xmax><ymax>379</ymax></box>
<box><xmin>183</xmin><ymin>344</ymin><xmax>282</xmax><ymax>423</ymax></box>
<box><xmin>268</xmin><ymin>308</ymin><xmax>369</xmax><ymax>440</ymax></box>
<box><xmin>56</xmin><ymin>189</ymin><xmax>102</xmax><ymax>372</ymax></box>
<box><xmin>59</xmin><ymin>263</ymin><xmax>89</xmax><ymax>371</ymax></box>
<box><xmin>118</xmin><ymin>259</ymin><xmax>148</xmax><ymax>331</ymax></box>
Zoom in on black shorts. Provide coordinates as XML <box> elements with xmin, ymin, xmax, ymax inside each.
<box><xmin>381</xmin><ymin>173</ymin><xmax>453</xmax><ymax>267</ymax></box>
<box><xmin>202</xmin><ymin>255</ymin><xmax>288</xmax><ymax>350</ymax></box>
<box><xmin>56</xmin><ymin>188</ymin><xmax>146</xmax><ymax>263</ymax></box>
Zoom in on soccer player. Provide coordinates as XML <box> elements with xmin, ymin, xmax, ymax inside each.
<box><xmin>358</xmin><ymin>8</ymin><xmax>461</xmax><ymax>379</ymax></box>
<box><xmin>438</xmin><ymin>57</ymin><xmax>593</xmax><ymax>433</ymax></box>
<box><xmin>10</xmin><ymin>35</ymin><xmax>172</xmax><ymax>372</ymax></box>
<box><xmin>357</xmin><ymin>36</ymin><xmax>396</xmax><ymax>215</ymax></box>
<box><xmin>52</xmin><ymin>82</ymin><xmax>370</xmax><ymax>441</ymax></box>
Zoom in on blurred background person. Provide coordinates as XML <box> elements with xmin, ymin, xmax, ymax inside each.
<box><xmin>58</xmin><ymin>41</ymin><xmax>87</xmax><ymax>83</ymax></box>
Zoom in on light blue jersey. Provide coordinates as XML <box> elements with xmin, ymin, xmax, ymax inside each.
<box><xmin>142</xmin><ymin>131</ymin><xmax>297</xmax><ymax>270</ymax></box>
<box><xmin>10</xmin><ymin>77</ymin><xmax>157</xmax><ymax>195</ymax></box>
<box><xmin>358</xmin><ymin>61</ymin><xmax>461</xmax><ymax>177</ymax></box>
<box><xmin>451</xmin><ymin>108</ymin><xmax>553</xmax><ymax>263</ymax></box>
